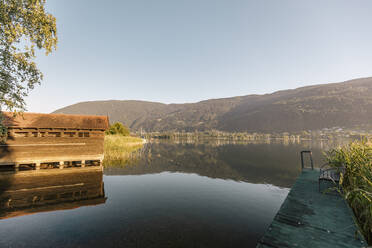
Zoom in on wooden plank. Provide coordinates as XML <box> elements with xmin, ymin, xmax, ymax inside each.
<box><xmin>0</xmin><ymin>135</ymin><xmax>105</xmax><ymax>164</ymax></box>
<box><xmin>256</xmin><ymin>169</ymin><xmax>368</xmax><ymax>248</ymax></box>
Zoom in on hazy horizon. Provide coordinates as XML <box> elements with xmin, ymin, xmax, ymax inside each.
<box><xmin>25</xmin><ymin>0</ymin><xmax>372</xmax><ymax>113</ymax></box>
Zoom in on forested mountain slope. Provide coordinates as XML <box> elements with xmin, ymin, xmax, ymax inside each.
<box><xmin>53</xmin><ymin>77</ymin><xmax>372</xmax><ymax>132</ymax></box>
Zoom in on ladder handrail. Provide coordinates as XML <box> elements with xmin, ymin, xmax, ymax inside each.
<box><xmin>300</xmin><ymin>150</ymin><xmax>314</xmax><ymax>170</ymax></box>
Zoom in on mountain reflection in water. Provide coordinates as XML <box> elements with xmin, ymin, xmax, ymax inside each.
<box><xmin>0</xmin><ymin>140</ymin><xmax>344</xmax><ymax>248</ymax></box>
<box><xmin>105</xmin><ymin>139</ymin><xmax>335</xmax><ymax>188</ymax></box>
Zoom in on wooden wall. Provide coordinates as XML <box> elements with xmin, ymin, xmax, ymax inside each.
<box><xmin>0</xmin><ymin>127</ymin><xmax>105</xmax><ymax>165</ymax></box>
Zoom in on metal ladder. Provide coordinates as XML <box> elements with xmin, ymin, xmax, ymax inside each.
<box><xmin>300</xmin><ymin>150</ymin><xmax>314</xmax><ymax>170</ymax></box>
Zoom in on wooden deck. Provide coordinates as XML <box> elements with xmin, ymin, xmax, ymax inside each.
<box><xmin>256</xmin><ymin>169</ymin><xmax>368</xmax><ymax>248</ymax></box>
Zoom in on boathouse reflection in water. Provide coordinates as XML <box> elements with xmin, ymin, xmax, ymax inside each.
<box><xmin>0</xmin><ymin>167</ymin><xmax>106</xmax><ymax>219</ymax></box>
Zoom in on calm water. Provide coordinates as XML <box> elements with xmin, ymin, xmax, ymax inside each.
<box><xmin>0</xmin><ymin>140</ymin><xmax>346</xmax><ymax>248</ymax></box>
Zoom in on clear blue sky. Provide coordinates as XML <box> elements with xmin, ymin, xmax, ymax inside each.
<box><xmin>26</xmin><ymin>0</ymin><xmax>372</xmax><ymax>113</ymax></box>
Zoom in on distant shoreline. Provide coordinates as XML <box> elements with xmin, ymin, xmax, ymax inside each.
<box><xmin>141</xmin><ymin>130</ymin><xmax>371</xmax><ymax>142</ymax></box>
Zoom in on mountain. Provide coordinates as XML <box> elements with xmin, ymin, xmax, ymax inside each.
<box><xmin>53</xmin><ymin>77</ymin><xmax>372</xmax><ymax>132</ymax></box>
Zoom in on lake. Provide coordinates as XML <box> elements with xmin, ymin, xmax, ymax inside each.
<box><xmin>0</xmin><ymin>139</ymin><xmax>347</xmax><ymax>248</ymax></box>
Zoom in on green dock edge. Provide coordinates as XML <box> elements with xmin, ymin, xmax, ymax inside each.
<box><xmin>256</xmin><ymin>169</ymin><xmax>368</xmax><ymax>248</ymax></box>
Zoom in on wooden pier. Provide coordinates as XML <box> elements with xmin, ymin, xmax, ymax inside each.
<box><xmin>256</xmin><ymin>169</ymin><xmax>368</xmax><ymax>248</ymax></box>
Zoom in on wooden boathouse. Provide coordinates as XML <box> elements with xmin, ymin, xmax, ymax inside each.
<box><xmin>0</xmin><ymin>112</ymin><xmax>109</xmax><ymax>170</ymax></box>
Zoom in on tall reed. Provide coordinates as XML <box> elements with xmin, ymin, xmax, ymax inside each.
<box><xmin>325</xmin><ymin>140</ymin><xmax>372</xmax><ymax>244</ymax></box>
<box><xmin>103</xmin><ymin>135</ymin><xmax>144</xmax><ymax>167</ymax></box>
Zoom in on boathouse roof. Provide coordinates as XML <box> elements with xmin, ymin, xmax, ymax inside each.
<box><xmin>1</xmin><ymin>112</ymin><xmax>109</xmax><ymax>130</ymax></box>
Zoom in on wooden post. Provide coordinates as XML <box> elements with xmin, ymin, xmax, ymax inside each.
<box><xmin>6</xmin><ymin>198</ymin><xmax>11</xmax><ymax>208</ymax></box>
<box><xmin>35</xmin><ymin>162</ymin><xmax>40</xmax><ymax>170</ymax></box>
<box><xmin>14</xmin><ymin>163</ymin><xmax>20</xmax><ymax>172</ymax></box>
<box><xmin>81</xmin><ymin>160</ymin><xmax>85</xmax><ymax>168</ymax></box>
<box><xmin>59</xmin><ymin>161</ymin><xmax>64</xmax><ymax>169</ymax></box>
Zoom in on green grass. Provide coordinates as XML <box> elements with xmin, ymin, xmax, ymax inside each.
<box><xmin>103</xmin><ymin>135</ymin><xmax>144</xmax><ymax>167</ymax></box>
<box><xmin>325</xmin><ymin>140</ymin><xmax>372</xmax><ymax>244</ymax></box>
